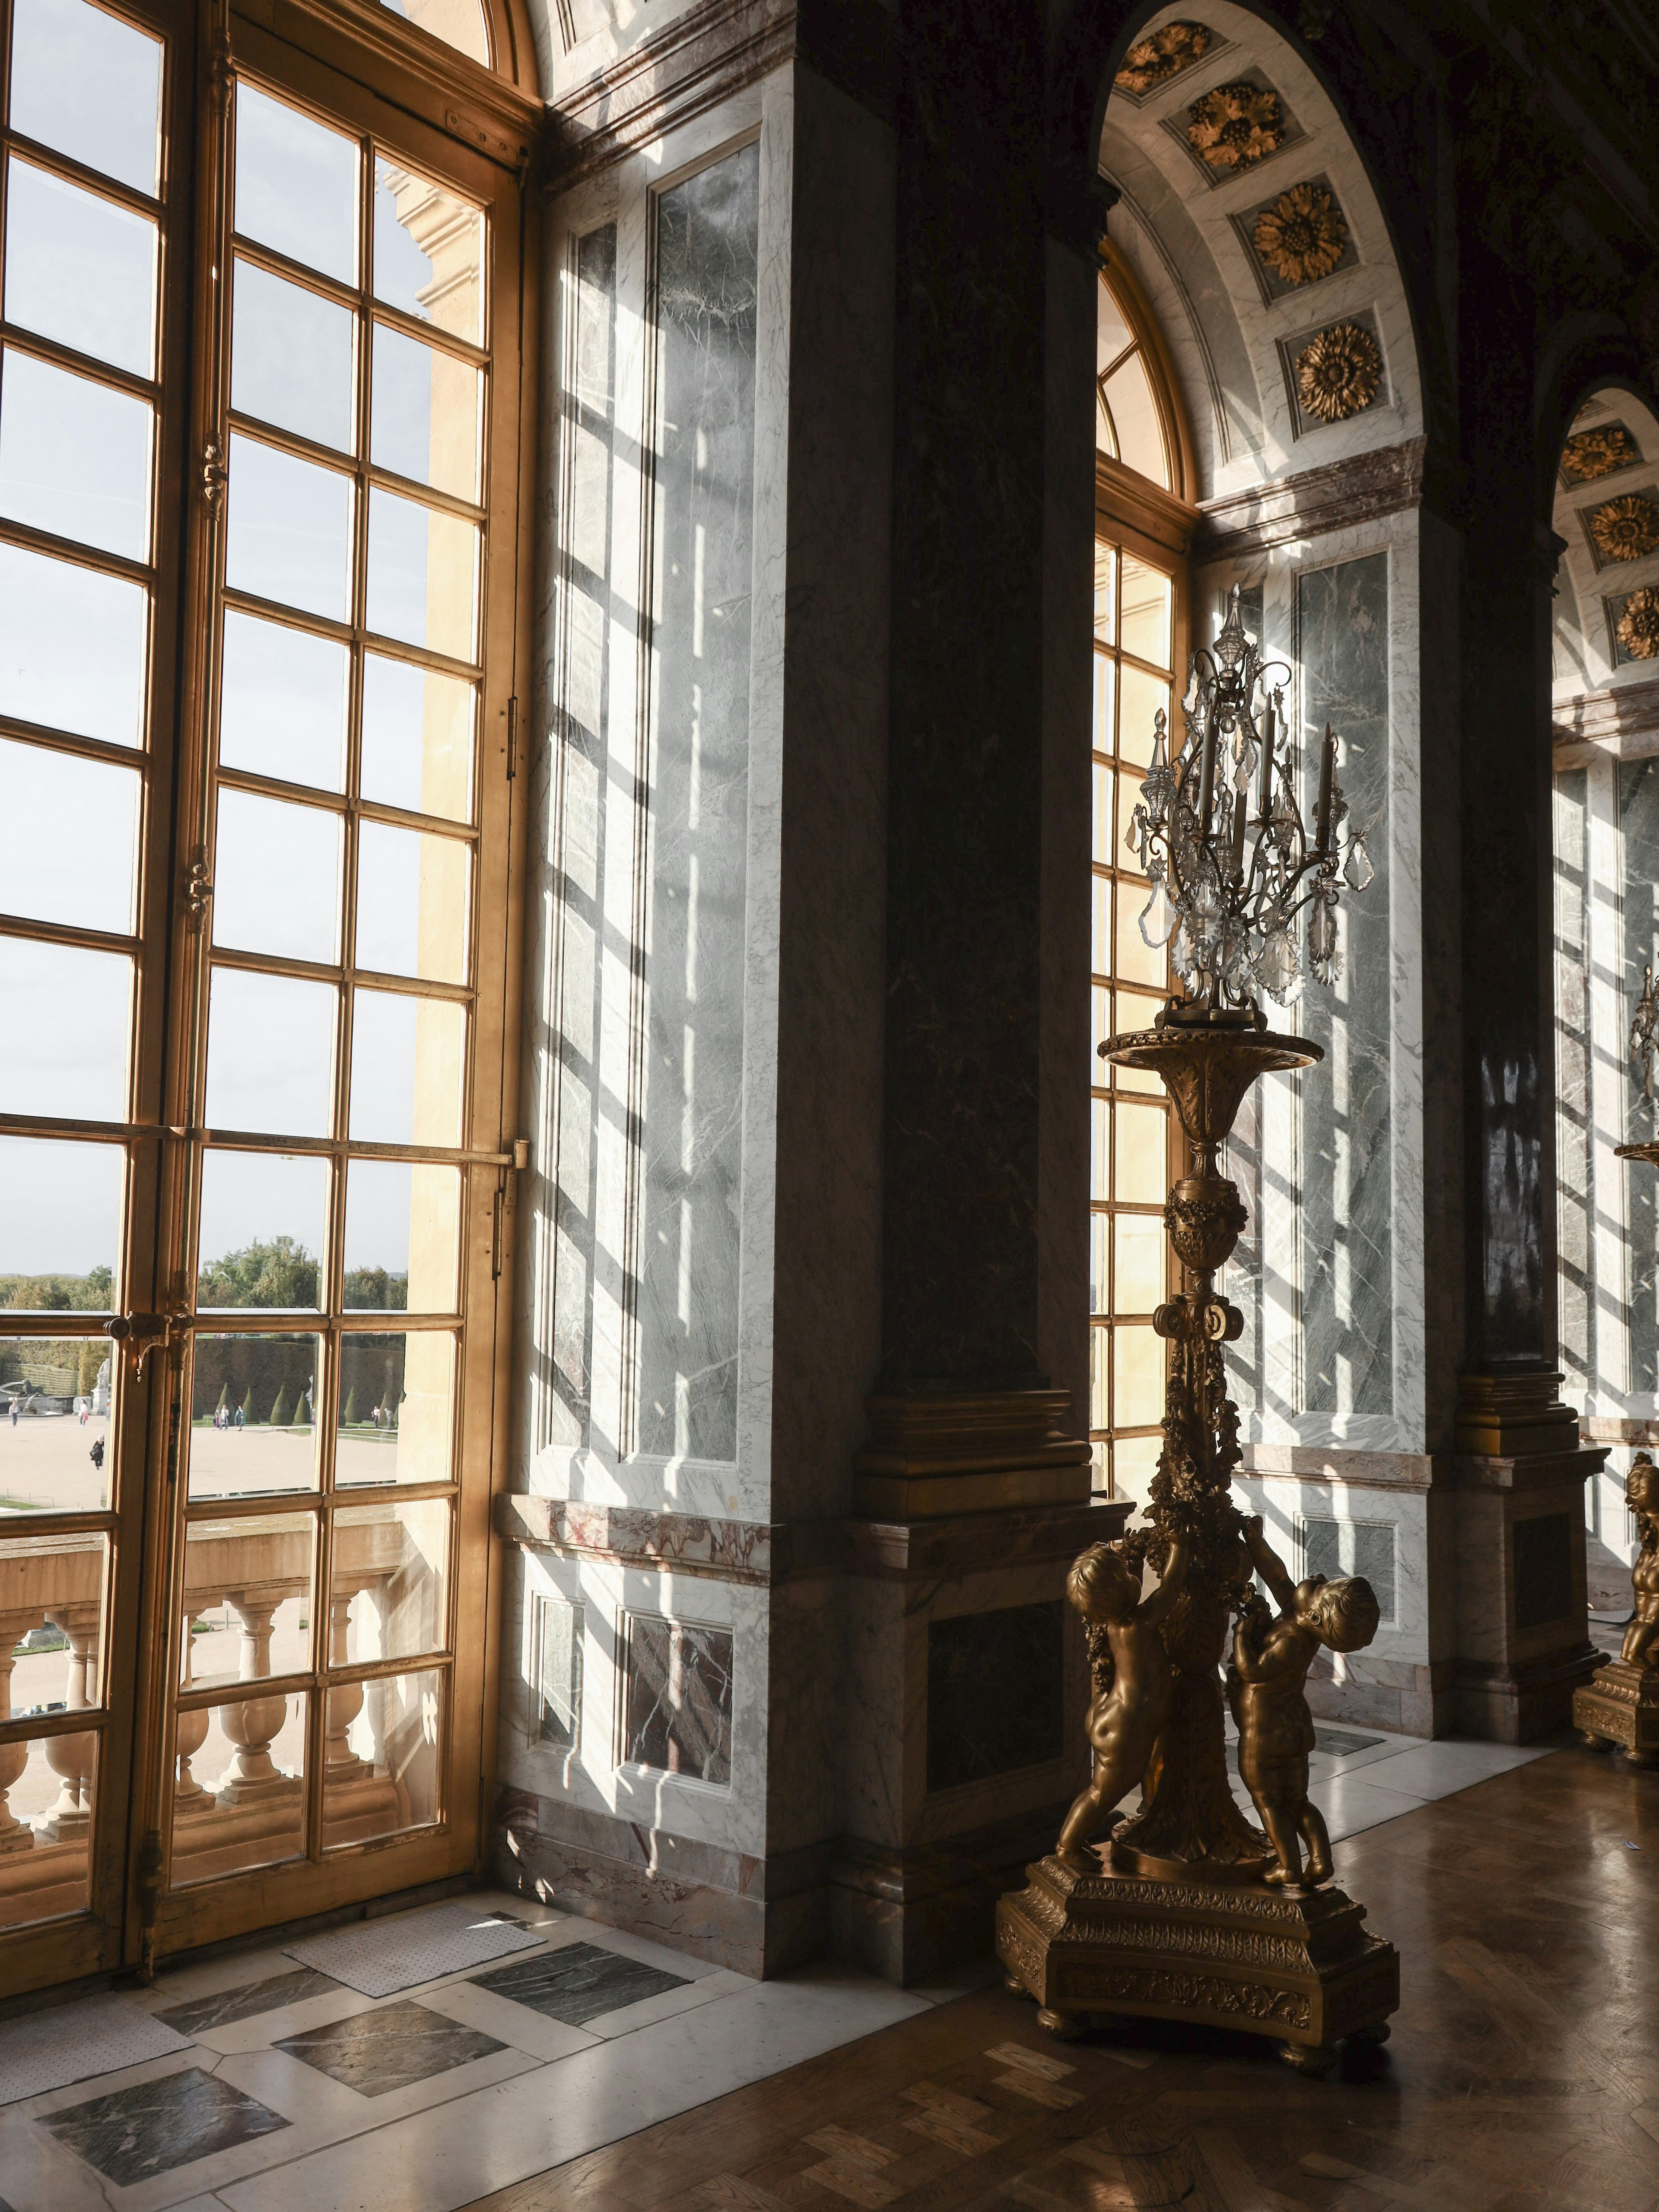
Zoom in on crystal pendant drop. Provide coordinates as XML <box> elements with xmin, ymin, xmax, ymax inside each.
<box><xmin>1309</xmin><ymin>892</ymin><xmax>1340</xmax><ymax>984</ymax></box>
<box><xmin>1138</xmin><ymin>877</ymin><xmax>1177</xmax><ymax>948</ymax></box>
<box><xmin>1257</xmin><ymin>923</ymin><xmax>1297</xmax><ymax>1003</ymax></box>
<box><xmin>1344</xmin><ymin>833</ymin><xmax>1374</xmax><ymax>892</ymax></box>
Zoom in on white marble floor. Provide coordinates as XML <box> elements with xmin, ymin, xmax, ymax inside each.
<box><xmin>0</xmin><ymin>1736</ymin><xmax>1554</xmax><ymax>2212</ymax></box>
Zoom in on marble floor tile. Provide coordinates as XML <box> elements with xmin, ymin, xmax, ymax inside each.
<box><xmin>173</xmin><ymin>1981</ymin><xmax>377</xmax><ymax>2061</ymax></box>
<box><xmin>37</xmin><ymin>2066</ymin><xmax>288</xmax><ymax>2190</ymax></box>
<box><xmin>274</xmin><ymin>2000</ymin><xmax>506</xmax><ymax>2097</ymax></box>
<box><xmin>155</xmin><ymin>1968</ymin><xmax>341</xmax><ymax>2038</ymax></box>
<box><xmin>1310</xmin><ymin>1771</ymin><xmax>1430</xmax><ymax>1844</ymax></box>
<box><xmin>469</xmin><ymin>1942</ymin><xmax>689</xmax><ymax>2028</ymax></box>
<box><xmin>218</xmin><ymin>1966</ymin><xmax>934</xmax><ymax>2212</ymax></box>
<box><xmin>578</xmin><ymin>1966</ymin><xmax>752</xmax><ymax>2040</ymax></box>
<box><xmin>1359</xmin><ymin>1740</ymin><xmax>1546</xmax><ymax>1800</ymax></box>
<box><xmin>284</xmin><ymin>1899</ymin><xmax>540</xmax><ymax>1999</ymax></box>
<box><xmin>415</xmin><ymin>1978</ymin><xmax>603</xmax><ymax>2066</ymax></box>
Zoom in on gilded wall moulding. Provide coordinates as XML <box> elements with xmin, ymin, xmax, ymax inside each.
<box><xmin>1617</xmin><ymin>587</ymin><xmax>1659</xmax><ymax>661</ymax></box>
<box><xmin>1294</xmin><ymin>321</ymin><xmax>1383</xmax><ymax>425</ymax></box>
<box><xmin>1114</xmin><ymin>20</ymin><xmax>1212</xmax><ymax>97</ymax></box>
<box><xmin>1590</xmin><ymin>493</ymin><xmax>1659</xmax><ymax>564</ymax></box>
<box><xmin>1561</xmin><ymin>423</ymin><xmax>1643</xmax><ymax>484</ymax></box>
<box><xmin>1186</xmin><ymin>80</ymin><xmax>1284</xmax><ymax>175</ymax></box>
<box><xmin>1251</xmin><ymin>182</ymin><xmax>1349</xmax><ymax>286</ymax></box>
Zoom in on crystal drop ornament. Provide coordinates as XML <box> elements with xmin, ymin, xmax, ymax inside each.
<box><xmin>1344</xmin><ymin>833</ymin><xmax>1374</xmax><ymax>891</ymax></box>
<box><xmin>1139</xmin><ymin>877</ymin><xmax>1177</xmax><ymax>948</ymax></box>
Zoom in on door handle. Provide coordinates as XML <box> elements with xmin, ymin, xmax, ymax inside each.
<box><xmin>107</xmin><ymin>1312</ymin><xmax>193</xmax><ymax>1380</ymax></box>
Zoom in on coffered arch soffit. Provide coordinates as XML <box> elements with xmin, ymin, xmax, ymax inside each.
<box><xmin>1551</xmin><ymin>385</ymin><xmax>1659</xmax><ymax>723</ymax></box>
<box><xmin>1100</xmin><ymin>2</ymin><xmax>1421</xmax><ymax>505</ymax></box>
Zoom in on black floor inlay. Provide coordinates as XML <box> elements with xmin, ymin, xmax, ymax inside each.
<box><xmin>38</xmin><ymin>2067</ymin><xmax>288</xmax><ymax>2187</ymax></box>
<box><xmin>471</xmin><ymin>1941</ymin><xmax>690</xmax><ymax>2027</ymax></box>
<box><xmin>156</xmin><ymin>1966</ymin><xmax>342</xmax><ymax>2036</ymax></box>
<box><xmin>275</xmin><ymin>1999</ymin><xmax>505</xmax><ymax>2096</ymax></box>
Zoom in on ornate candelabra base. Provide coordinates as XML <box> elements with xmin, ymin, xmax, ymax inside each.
<box><xmin>1575</xmin><ymin>1661</ymin><xmax>1659</xmax><ymax>1768</ymax></box>
<box><xmin>995</xmin><ymin>1852</ymin><xmax>1398</xmax><ymax>2074</ymax></box>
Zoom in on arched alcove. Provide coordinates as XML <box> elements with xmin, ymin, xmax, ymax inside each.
<box><xmin>1549</xmin><ymin>383</ymin><xmax>1659</xmax><ymax>1602</ymax></box>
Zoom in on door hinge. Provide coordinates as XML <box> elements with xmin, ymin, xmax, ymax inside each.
<box><xmin>506</xmin><ymin>696</ymin><xmax>518</xmax><ymax>781</ymax></box>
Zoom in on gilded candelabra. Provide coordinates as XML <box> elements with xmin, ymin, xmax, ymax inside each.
<box><xmin>996</xmin><ymin>591</ymin><xmax>1398</xmax><ymax>2071</ymax></box>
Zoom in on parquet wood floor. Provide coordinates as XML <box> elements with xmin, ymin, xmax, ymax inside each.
<box><xmin>467</xmin><ymin>1749</ymin><xmax>1659</xmax><ymax>2212</ymax></box>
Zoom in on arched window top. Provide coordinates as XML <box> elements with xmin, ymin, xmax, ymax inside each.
<box><xmin>381</xmin><ymin>0</ymin><xmax>491</xmax><ymax>69</ymax></box>
<box><xmin>1096</xmin><ymin>244</ymin><xmax>1192</xmax><ymax>505</ymax></box>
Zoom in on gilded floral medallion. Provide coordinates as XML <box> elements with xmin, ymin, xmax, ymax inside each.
<box><xmin>1561</xmin><ymin>423</ymin><xmax>1642</xmax><ymax>484</ymax></box>
<box><xmin>1294</xmin><ymin>321</ymin><xmax>1383</xmax><ymax>425</ymax></box>
<box><xmin>1186</xmin><ymin>80</ymin><xmax>1284</xmax><ymax>174</ymax></box>
<box><xmin>1589</xmin><ymin>493</ymin><xmax>1659</xmax><ymax>565</ymax></box>
<box><xmin>1114</xmin><ymin>20</ymin><xmax>1212</xmax><ymax>97</ymax></box>
<box><xmin>1617</xmin><ymin>587</ymin><xmax>1659</xmax><ymax>661</ymax></box>
<box><xmin>1251</xmin><ymin>182</ymin><xmax>1348</xmax><ymax>286</ymax></box>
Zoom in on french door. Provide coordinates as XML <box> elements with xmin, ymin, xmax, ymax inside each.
<box><xmin>0</xmin><ymin>0</ymin><xmax>530</xmax><ymax>1996</ymax></box>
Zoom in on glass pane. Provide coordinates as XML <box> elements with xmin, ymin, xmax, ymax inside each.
<box><xmin>234</xmin><ymin>85</ymin><xmax>356</xmax><ymax>287</ymax></box>
<box><xmin>361</xmin><ymin>654</ymin><xmax>474</xmax><ymax>822</ymax></box>
<box><xmin>0</xmin><ymin>737</ymin><xmax>138</xmax><ymax>933</ymax></box>
<box><xmin>1091</xmin><ymin>981</ymin><xmax>1111</xmax><ymax>1079</ymax></box>
<box><xmin>1089</xmin><ymin>1211</ymin><xmax>1108</xmax><ymax>1315</ymax></box>
<box><xmin>1120</xmin><ymin>557</ymin><xmax>1173</xmax><ymax>669</ymax></box>
<box><xmin>1090</xmin><ymin>874</ymin><xmax>1109</xmax><ymax>977</ymax></box>
<box><xmin>1118</xmin><ymin>664</ymin><xmax>1170</xmax><ymax>772</ymax></box>
<box><xmin>349</xmin><ymin>989</ymin><xmax>465</xmax><ymax>1146</ymax></box>
<box><xmin>204</xmin><ymin>969</ymin><xmax>337</xmax><ymax>1136</ymax></box>
<box><xmin>321</xmin><ymin>1666</ymin><xmax>441</xmax><ymax>1848</ymax></box>
<box><xmin>1113</xmin><ymin>1431</ymin><xmax>1162</xmax><ymax>1502</ymax></box>
<box><xmin>1114</xmin><ymin>1322</ymin><xmax>1165</xmax><ymax>1428</ymax></box>
<box><xmin>371</xmin><ymin>324</ymin><xmax>480</xmax><ymax>502</ymax></box>
<box><xmin>0</xmin><ymin>350</ymin><xmax>150</xmax><ymax>559</ymax></box>
<box><xmin>1118</xmin><ymin>770</ymin><xmax>1153</xmax><ymax>869</ymax></box>
<box><xmin>231</xmin><ymin>260</ymin><xmax>356</xmax><ymax>453</ymax></box>
<box><xmin>0</xmin><ymin>542</ymin><xmax>146</xmax><ymax>744</ymax></box>
<box><xmin>331</xmin><ymin>1497</ymin><xmax>449</xmax><ymax>1665</ymax></box>
<box><xmin>0</xmin><ymin>939</ymin><xmax>130</xmax><ymax>1120</ymax></box>
<box><xmin>1098</xmin><ymin>280</ymin><xmax>1134</xmax><ymax>375</ymax></box>
<box><xmin>219</xmin><ymin>612</ymin><xmax>348</xmax><ymax>792</ymax></box>
<box><xmin>2</xmin><ymin>1532</ymin><xmax>107</xmax><ymax>1707</ymax></box>
<box><xmin>379</xmin><ymin>0</ymin><xmax>489</xmax><ymax>67</ymax></box>
<box><xmin>375</xmin><ymin>159</ymin><xmax>483</xmax><ymax>344</ymax></box>
<box><xmin>1093</xmin><ymin>545</ymin><xmax>1116</xmax><ymax>643</ymax></box>
<box><xmin>365</xmin><ymin>488</ymin><xmax>478</xmax><ymax>661</ymax></box>
<box><xmin>10</xmin><ymin>0</ymin><xmax>161</xmax><ymax>196</ymax></box>
<box><xmin>1089</xmin><ymin>1325</ymin><xmax>1107</xmax><ymax>1428</ymax></box>
<box><xmin>0</xmin><ymin>1137</ymin><xmax>122</xmax><ymax>1302</ymax></box>
<box><xmin>182</xmin><ymin>1515</ymin><xmax>314</xmax><ymax>1689</ymax></box>
<box><xmin>0</xmin><ymin>1351</ymin><xmax>110</xmax><ymax>1510</ymax></box>
<box><xmin>1115</xmin><ymin>884</ymin><xmax>1166</xmax><ymax>988</ymax></box>
<box><xmin>1116</xmin><ymin>989</ymin><xmax>1167</xmax><ymax>1093</ymax></box>
<box><xmin>1092</xmin><ymin>654</ymin><xmax>1115</xmax><ymax>757</ymax></box>
<box><xmin>1090</xmin><ymin>1097</ymin><xmax>1108</xmax><ymax>1198</ymax></box>
<box><xmin>355</xmin><ymin>823</ymin><xmax>470</xmax><ymax>984</ymax></box>
<box><xmin>196</xmin><ymin>1151</ymin><xmax>328</xmax><ymax>1307</ymax></box>
<box><xmin>1114</xmin><ymin>1213</ymin><xmax>1165</xmax><ymax>1314</ymax></box>
<box><xmin>1114</xmin><ymin>1101</ymin><xmax>1167</xmax><ymax>1205</ymax></box>
<box><xmin>226</xmin><ymin>434</ymin><xmax>353</xmax><ymax>622</ymax></box>
<box><xmin>4</xmin><ymin>159</ymin><xmax>156</xmax><ymax>377</ymax></box>
<box><xmin>344</xmin><ymin>1160</ymin><xmax>459</xmax><ymax>1313</ymax></box>
<box><xmin>1092</xmin><ymin>763</ymin><xmax>1113</xmax><ymax>866</ymax></box>
<box><xmin>213</xmin><ymin>791</ymin><xmax>342</xmax><ymax>965</ymax></box>
<box><xmin>188</xmin><ymin>1332</ymin><xmax>324</xmax><ymax>1496</ymax></box>
<box><xmin>0</xmin><ymin>1728</ymin><xmax>96</xmax><ymax>1924</ymax></box>
<box><xmin>169</xmin><ymin>1690</ymin><xmax>307</xmax><ymax>1886</ymax></box>
<box><xmin>1103</xmin><ymin>355</ymin><xmax>1167</xmax><ymax>489</ymax></box>
<box><xmin>336</xmin><ymin>1331</ymin><xmax>453</xmax><ymax>1487</ymax></box>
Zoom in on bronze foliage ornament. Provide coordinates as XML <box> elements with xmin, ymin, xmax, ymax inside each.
<box><xmin>1186</xmin><ymin>80</ymin><xmax>1284</xmax><ymax>175</ymax></box>
<box><xmin>1251</xmin><ymin>182</ymin><xmax>1348</xmax><ymax>287</ymax></box>
<box><xmin>1617</xmin><ymin>585</ymin><xmax>1659</xmax><ymax>661</ymax></box>
<box><xmin>1561</xmin><ymin>423</ymin><xmax>1643</xmax><ymax>483</ymax></box>
<box><xmin>1115</xmin><ymin>19</ymin><xmax>1212</xmax><ymax>98</ymax></box>
<box><xmin>1294</xmin><ymin>321</ymin><xmax>1383</xmax><ymax>425</ymax></box>
<box><xmin>1590</xmin><ymin>493</ymin><xmax>1659</xmax><ymax>564</ymax></box>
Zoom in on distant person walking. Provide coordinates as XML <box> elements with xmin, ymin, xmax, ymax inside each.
<box><xmin>89</xmin><ymin>1435</ymin><xmax>105</xmax><ymax>1471</ymax></box>
<box><xmin>235</xmin><ymin>1405</ymin><xmax>245</xmax><ymax>1431</ymax></box>
<box><xmin>8</xmin><ymin>1400</ymin><xmax>16</xmax><ymax>1428</ymax></box>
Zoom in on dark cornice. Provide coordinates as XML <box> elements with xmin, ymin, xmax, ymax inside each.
<box><xmin>1194</xmin><ymin>435</ymin><xmax>1429</xmax><ymax>564</ymax></box>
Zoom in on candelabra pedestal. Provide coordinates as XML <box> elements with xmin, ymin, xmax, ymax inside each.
<box><xmin>996</xmin><ymin>1013</ymin><xmax>1399</xmax><ymax>2072</ymax></box>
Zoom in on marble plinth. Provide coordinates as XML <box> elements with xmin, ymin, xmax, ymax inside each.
<box><xmin>1575</xmin><ymin>1659</ymin><xmax>1659</xmax><ymax>1767</ymax></box>
<box><xmin>995</xmin><ymin>1854</ymin><xmax>1398</xmax><ymax>2072</ymax></box>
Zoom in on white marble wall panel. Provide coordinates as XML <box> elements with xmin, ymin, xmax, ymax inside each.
<box><xmin>1232</xmin><ymin>1473</ymin><xmax>1431</xmax><ymax>1674</ymax></box>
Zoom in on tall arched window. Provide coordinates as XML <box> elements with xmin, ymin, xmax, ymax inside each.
<box><xmin>0</xmin><ymin>0</ymin><xmax>538</xmax><ymax>1997</ymax></box>
<box><xmin>1090</xmin><ymin>248</ymin><xmax>1195</xmax><ymax>1503</ymax></box>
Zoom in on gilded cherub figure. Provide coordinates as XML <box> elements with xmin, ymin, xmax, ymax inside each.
<box><xmin>1229</xmin><ymin>1516</ymin><xmax>1380</xmax><ymax>1890</ymax></box>
<box><xmin>1623</xmin><ymin>1454</ymin><xmax>1659</xmax><ymax>1671</ymax></box>
<box><xmin>1055</xmin><ymin>1533</ymin><xmax>1189</xmax><ymax>1875</ymax></box>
